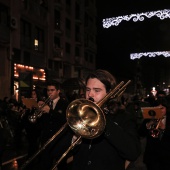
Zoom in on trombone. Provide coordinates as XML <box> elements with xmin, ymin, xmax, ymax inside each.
<box><xmin>150</xmin><ymin>117</ymin><xmax>165</xmax><ymax>138</ymax></box>
<box><xmin>20</xmin><ymin>80</ymin><xmax>131</xmax><ymax>170</ymax></box>
<box><xmin>28</xmin><ymin>95</ymin><xmax>51</xmax><ymax>123</ymax></box>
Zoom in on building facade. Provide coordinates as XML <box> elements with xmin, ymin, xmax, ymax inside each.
<box><xmin>0</xmin><ymin>0</ymin><xmax>97</xmax><ymax>100</ymax></box>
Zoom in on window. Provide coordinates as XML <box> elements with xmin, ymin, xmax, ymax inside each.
<box><xmin>21</xmin><ymin>19</ymin><xmax>31</xmax><ymax>48</ymax></box>
<box><xmin>0</xmin><ymin>4</ymin><xmax>8</xmax><ymax>26</ymax></box>
<box><xmin>65</xmin><ymin>42</ymin><xmax>71</xmax><ymax>54</ymax></box>
<box><xmin>75</xmin><ymin>2</ymin><xmax>80</xmax><ymax>20</ymax></box>
<box><xmin>75</xmin><ymin>47</ymin><xmax>80</xmax><ymax>56</ymax></box>
<box><xmin>66</xmin><ymin>0</ymin><xmax>71</xmax><ymax>14</ymax></box>
<box><xmin>54</xmin><ymin>10</ymin><xmax>60</xmax><ymax>29</ymax></box>
<box><xmin>23</xmin><ymin>51</ymin><xmax>31</xmax><ymax>65</ymax></box>
<box><xmin>34</xmin><ymin>27</ymin><xmax>44</xmax><ymax>51</ymax></box>
<box><xmin>75</xmin><ymin>25</ymin><xmax>80</xmax><ymax>41</ymax></box>
<box><xmin>65</xmin><ymin>18</ymin><xmax>71</xmax><ymax>30</ymax></box>
<box><xmin>54</xmin><ymin>36</ymin><xmax>60</xmax><ymax>48</ymax></box>
<box><xmin>65</xmin><ymin>18</ymin><xmax>71</xmax><ymax>38</ymax></box>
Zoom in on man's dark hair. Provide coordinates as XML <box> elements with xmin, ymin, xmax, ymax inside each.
<box><xmin>46</xmin><ymin>80</ymin><xmax>61</xmax><ymax>90</ymax></box>
<box><xmin>85</xmin><ymin>69</ymin><xmax>117</xmax><ymax>93</ymax></box>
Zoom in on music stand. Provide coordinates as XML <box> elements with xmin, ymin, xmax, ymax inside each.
<box><xmin>22</xmin><ymin>98</ymin><xmax>38</xmax><ymax>109</ymax></box>
<box><xmin>141</xmin><ymin>107</ymin><xmax>162</xmax><ymax>119</ymax></box>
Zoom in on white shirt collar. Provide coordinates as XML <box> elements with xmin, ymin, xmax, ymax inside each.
<box><xmin>52</xmin><ymin>96</ymin><xmax>60</xmax><ymax>109</ymax></box>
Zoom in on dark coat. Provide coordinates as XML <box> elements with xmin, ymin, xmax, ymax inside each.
<box><xmin>71</xmin><ymin>109</ymin><xmax>141</xmax><ymax>170</ymax></box>
<box><xmin>40</xmin><ymin>97</ymin><xmax>69</xmax><ymax>144</ymax></box>
<box><xmin>32</xmin><ymin>98</ymin><xmax>72</xmax><ymax>170</ymax></box>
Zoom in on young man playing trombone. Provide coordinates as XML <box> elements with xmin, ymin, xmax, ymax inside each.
<box><xmin>52</xmin><ymin>69</ymin><xmax>141</xmax><ymax>170</ymax></box>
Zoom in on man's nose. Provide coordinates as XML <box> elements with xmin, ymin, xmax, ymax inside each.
<box><xmin>88</xmin><ymin>91</ymin><xmax>94</xmax><ymax>99</ymax></box>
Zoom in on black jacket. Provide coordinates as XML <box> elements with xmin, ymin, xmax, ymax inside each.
<box><xmin>40</xmin><ymin>97</ymin><xmax>69</xmax><ymax>144</ymax></box>
<box><xmin>71</xmin><ymin>109</ymin><xmax>141</xmax><ymax>170</ymax></box>
<box><xmin>29</xmin><ymin>98</ymin><xmax>71</xmax><ymax>170</ymax></box>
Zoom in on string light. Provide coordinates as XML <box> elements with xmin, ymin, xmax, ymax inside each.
<box><xmin>103</xmin><ymin>9</ymin><xmax>170</xmax><ymax>28</ymax></box>
<box><xmin>130</xmin><ymin>51</ymin><xmax>170</xmax><ymax>60</ymax></box>
<box><xmin>14</xmin><ymin>63</ymin><xmax>46</xmax><ymax>80</ymax></box>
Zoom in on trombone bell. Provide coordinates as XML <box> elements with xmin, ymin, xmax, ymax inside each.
<box><xmin>67</xmin><ymin>99</ymin><xmax>106</xmax><ymax>139</ymax></box>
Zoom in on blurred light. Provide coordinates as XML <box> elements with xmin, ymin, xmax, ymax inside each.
<box><xmin>151</xmin><ymin>87</ymin><xmax>157</xmax><ymax>96</ymax></box>
<box><xmin>34</xmin><ymin>39</ymin><xmax>38</xmax><ymax>50</ymax></box>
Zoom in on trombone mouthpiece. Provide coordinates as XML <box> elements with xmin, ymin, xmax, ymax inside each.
<box><xmin>89</xmin><ymin>97</ymin><xmax>94</xmax><ymax>102</ymax></box>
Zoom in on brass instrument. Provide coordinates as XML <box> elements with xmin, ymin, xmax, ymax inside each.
<box><xmin>150</xmin><ymin>117</ymin><xmax>164</xmax><ymax>138</ymax></box>
<box><xmin>28</xmin><ymin>95</ymin><xmax>51</xmax><ymax>123</ymax></box>
<box><xmin>20</xmin><ymin>80</ymin><xmax>131</xmax><ymax>170</ymax></box>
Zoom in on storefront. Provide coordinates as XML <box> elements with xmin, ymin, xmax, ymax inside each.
<box><xmin>13</xmin><ymin>63</ymin><xmax>46</xmax><ymax>101</ymax></box>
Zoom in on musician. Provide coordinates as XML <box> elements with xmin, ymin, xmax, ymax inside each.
<box><xmin>22</xmin><ymin>71</ymin><xmax>140</xmax><ymax>170</ymax></box>
<box><xmin>26</xmin><ymin>89</ymin><xmax>43</xmax><ymax>157</ymax></box>
<box><xmin>138</xmin><ymin>97</ymin><xmax>170</xmax><ymax>170</ymax></box>
<box><xmin>13</xmin><ymin>89</ymin><xmax>42</xmax><ymax>158</ymax></box>
<box><xmin>32</xmin><ymin>80</ymin><xmax>72</xmax><ymax>170</ymax></box>
<box><xmin>69</xmin><ymin>69</ymin><xmax>141</xmax><ymax>170</ymax></box>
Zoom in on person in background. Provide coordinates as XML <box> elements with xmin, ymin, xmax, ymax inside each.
<box><xmin>14</xmin><ymin>89</ymin><xmax>42</xmax><ymax>158</ymax></box>
<box><xmin>156</xmin><ymin>90</ymin><xmax>166</xmax><ymax>99</ymax></box>
<box><xmin>69</xmin><ymin>69</ymin><xmax>141</xmax><ymax>170</ymax></box>
<box><xmin>31</xmin><ymin>89</ymin><xmax>39</xmax><ymax>101</ymax></box>
<box><xmin>26</xmin><ymin>89</ymin><xmax>42</xmax><ymax>157</ymax></box>
<box><xmin>29</xmin><ymin>80</ymin><xmax>72</xmax><ymax>170</ymax></box>
<box><xmin>138</xmin><ymin>97</ymin><xmax>170</xmax><ymax>170</ymax></box>
<box><xmin>126</xmin><ymin>94</ymin><xmax>151</xmax><ymax>129</ymax></box>
<box><xmin>154</xmin><ymin>90</ymin><xmax>166</xmax><ymax>106</ymax></box>
<box><xmin>38</xmin><ymin>81</ymin><xmax>69</xmax><ymax>143</ymax></box>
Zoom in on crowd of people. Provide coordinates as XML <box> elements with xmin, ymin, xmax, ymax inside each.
<box><xmin>0</xmin><ymin>69</ymin><xmax>170</xmax><ymax>170</ymax></box>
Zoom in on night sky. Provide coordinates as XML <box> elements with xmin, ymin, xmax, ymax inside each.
<box><xmin>96</xmin><ymin>0</ymin><xmax>170</xmax><ymax>82</ymax></box>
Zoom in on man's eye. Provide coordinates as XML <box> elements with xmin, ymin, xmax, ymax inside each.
<box><xmin>95</xmin><ymin>90</ymin><xmax>100</xmax><ymax>92</ymax></box>
<box><xmin>48</xmin><ymin>90</ymin><xmax>54</xmax><ymax>92</ymax></box>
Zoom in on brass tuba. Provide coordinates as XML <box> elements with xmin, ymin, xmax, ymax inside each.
<box><xmin>20</xmin><ymin>80</ymin><xmax>131</xmax><ymax>170</ymax></box>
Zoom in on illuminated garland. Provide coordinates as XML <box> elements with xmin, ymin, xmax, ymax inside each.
<box><xmin>103</xmin><ymin>9</ymin><xmax>170</xmax><ymax>28</ymax></box>
<box><xmin>130</xmin><ymin>51</ymin><xmax>170</xmax><ymax>60</ymax></box>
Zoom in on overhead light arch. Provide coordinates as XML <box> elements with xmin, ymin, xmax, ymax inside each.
<box><xmin>103</xmin><ymin>9</ymin><xmax>170</xmax><ymax>28</ymax></box>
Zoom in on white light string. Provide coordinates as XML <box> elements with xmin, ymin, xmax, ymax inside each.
<box><xmin>103</xmin><ymin>9</ymin><xmax>170</xmax><ymax>28</ymax></box>
<box><xmin>130</xmin><ymin>51</ymin><xmax>170</xmax><ymax>60</ymax></box>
